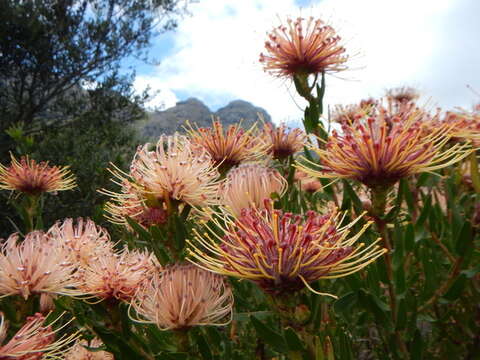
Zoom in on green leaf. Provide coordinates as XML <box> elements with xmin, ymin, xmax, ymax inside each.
<box><xmin>333</xmin><ymin>291</ymin><xmax>358</xmax><ymax>316</ymax></box>
<box><xmin>284</xmin><ymin>327</ymin><xmax>304</xmax><ymax>352</ymax></box>
<box><xmin>191</xmin><ymin>331</ymin><xmax>212</xmax><ymax>360</ymax></box>
<box><xmin>410</xmin><ymin>329</ymin><xmax>423</xmax><ymax>360</ymax></box>
<box><xmin>404</xmin><ymin>224</ymin><xmax>415</xmax><ymax>253</ymax></box>
<box><xmin>126</xmin><ymin>217</ymin><xmax>152</xmax><ymax>242</ymax></box>
<box><xmin>454</xmin><ymin>221</ymin><xmax>472</xmax><ymax>256</ymax></box>
<box><xmin>342</xmin><ymin>180</ymin><xmax>363</xmax><ymax>212</ymax></box>
<box><xmin>250</xmin><ymin>316</ymin><xmax>288</xmax><ymax>353</ymax></box>
<box><xmin>443</xmin><ymin>274</ymin><xmax>468</xmax><ymax>301</ymax></box>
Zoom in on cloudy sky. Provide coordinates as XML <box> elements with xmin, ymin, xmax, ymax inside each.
<box><xmin>131</xmin><ymin>0</ymin><xmax>480</xmax><ymax>124</ymax></box>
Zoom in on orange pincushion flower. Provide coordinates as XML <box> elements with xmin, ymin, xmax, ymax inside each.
<box><xmin>0</xmin><ymin>312</ymin><xmax>78</xmax><ymax>359</ymax></box>
<box><xmin>260</xmin><ymin>17</ymin><xmax>348</xmax><ymax>78</ymax></box>
<box><xmin>188</xmin><ymin>200</ymin><xmax>385</xmax><ymax>296</ymax></box>
<box><xmin>0</xmin><ymin>231</ymin><xmax>81</xmax><ymax>299</ymax></box>
<box><xmin>298</xmin><ymin>102</ymin><xmax>472</xmax><ymax>189</ymax></box>
<box><xmin>47</xmin><ymin>218</ymin><xmax>114</xmax><ymax>266</ymax></box>
<box><xmin>129</xmin><ymin>264</ymin><xmax>233</xmax><ymax>330</ymax></box>
<box><xmin>261</xmin><ymin>122</ymin><xmax>307</xmax><ymax>159</ymax></box>
<box><xmin>0</xmin><ymin>155</ymin><xmax>76</xmax><ymax>195</ymax></box>
<box><xmin>78</xmin><ymin>247</ymin><xmax>160</xmax><ymax>302</ymax></box>
<box><xmin>64</xmin><ymin>338</ymin><xmax>113</xmax><ymax>360</ymax></box>
<box><xmin>186</xmin><ymin>119</ymin><xmax>268</xmax><ymax>171</ymax></box>
<box><xmin>219</xmin><ymin>164</ymin><xmax>287</xmax><ymax>217</ymax></box>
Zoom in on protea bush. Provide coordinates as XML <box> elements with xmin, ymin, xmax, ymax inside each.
<box><xmin>0</xmin><ymin>14</ymin><xmax>478</xmax><ymax>360</ymax></box>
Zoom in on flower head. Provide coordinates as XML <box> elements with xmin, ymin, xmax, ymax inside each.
<box><xmin>0</xmin><ymin>312</ymin><xmax>78</xmax><ymax>359</ymax></box>
<box><xmin>261</xmin><ymin>123</ymin><xmax>307</xmax><ymax>160</ymax></box>
<box><xmin>0</xmin><ymin>155</ymin><xmax>76</xmax><ymax>195</ymax></box>
<box><xmin>260</xmin><ymin>17</ymin><xmax>348</xmax><ymax>78</ymax></box>
<box><xmin>220</xmin><ymin>164</ymin><xmax>287</xmax><ymax>217</ymax></box>
<box><xmin>0</xmin><ymin>231</ymin><xmax>81</xmax><ymax>299</ymax></box>
<box><xmin>186</xmin><ymin>119</ymin><xmax>268</xmax><ymax>171</ymax></box>
<box><xmin>78</xmin><ymin>247</ymin><xmax>160</xmax><ymax>301</ymax></box>
<box><xmin>188</xmin><ymin>200</ymin><xmax>385</xmax><ymax>296</ymax></box>
<box><xmin>386</xmin><ymin>86</ymin><xmax>420</xmax><ymax>105</ymax></box>
<box><xmin>298</xmin><ymin>102</ymin><xmax>472</xmax><ymax>189</ymax></box>
<box><xmin>294</xmin><ymin>170</ymin><xmax>322</xmax><ymax>193</ymax></box>
<box><xmin>130</xmin><ymin>264</ymin><xmax>233</xmax><ymax>330</ymax></box>
<box><xmin>102</xmin><ymin>180</ymin><xmax>167</xmax><ymax>229</ymax></box>
<box><xmin>64</xmin><ymin>338</ymin><xmax>113</xmax><ymax>360</ymax></box>
<box><xmin>443</xmin><ymin>108</ymin><xmax>480</xmax><ymax>145</ymax></box>
<box><xmin>47</xmin><ymin>218</ymin><xmax>114</xmax><ymax>266</ymax></box>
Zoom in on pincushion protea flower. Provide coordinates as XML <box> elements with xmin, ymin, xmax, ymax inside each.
<box><xmin>47</xmin><ymin>218</ymin><xmax>114</xmax><ymax>266</ymax></box>
<box><xmin>0</xmin><ymin>231</ymin><xmax>81</xmax><ymax>299</ymax></box>
<box><xmin>259</xmin><ymin>17</ymin><xmax>348</xmax><ymax>78</ymax></box>
<box><xmin>104</xmin><ymin>134</ymin><xmax>220</xmax><ymax>214</ymax></box>
<box><xmin>294</xmin><ymin>169</ymin><xmax>322</xmax><ymax>193</ymax></box>
<box><xmin>102</xmin><ymin>180</ymin><xmax>167</xmax><ymax>229</ymax></box>
<box><xmin>64</xmin><ymin>338</ymin><xmax>113</xmax><ymax>360</ymax></box>
<box><xmin>78</xmin><ymin>247</ymin><xmax>160</xmax><ymax>301</ymax></box>
<box><xmin>129</xmin><ymin>264</ymin><xmax>233</xmax><ymax>330</ymax></box>
<box><xmin>386</xmin><ymin>86</ymin><xmax>420</xmax><ymax>105</ymax></box>
<box><xmin>0</xmin><ymin>312</ymin><xmax>78</xmax><ymax>359</ymax></box>
<box><xmin>188</xmin><ymin>200</ymin><xmax>385</xmax><ymax>297</ymax></box>
<box><xmin>261</xmin><ymin>122</ymin><xmax>307</xmax><ymax>160</ymax></box>
<box><xmin>0</xmin><ymin>155</ymin><xmax>76</xmax><ymax>195</ymax></box>
<box><xmin>443</xmin><ymin>109</ymin><xmax>480</xmax><ymax>145</ymax></box>
<box><xmin>186</xmin><ymin>119</ymin><xmax>268</xmax><ymax>171</ymax></box>
<box><xmin>298</xmin><ymin>103</ymin><xmax>472</xmax><ymax>189</ymax></box>
<box><xmin>220</xmin><ymin>164</ymin><xmax>287</xmax><ymax>217</ymax></box>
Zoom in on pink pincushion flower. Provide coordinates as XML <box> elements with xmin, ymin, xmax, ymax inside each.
<box><xmin>102</xmin><ymin>179</ymin><xmax>167</xmax><ymax>229</ymax></box>
<box><xmin>130</xmin><ymin>264</ymin><xmax>233</xmax><ymax>330</ymax></box>
<box><xmin>220</xmin><ymin>164</ymin><xmax>287</xmax><ymax>217</ymax></box>
<box><xmin>0</xmin><ymin>312</ymin><xmax>78</xmax><ymax>359</ymax></box>
<box><xmin>0</xmin><ymin>231</ymin><xmax>81</xmax><ymax>299</ymax></box>
<box><xmin>47</xmin><ymin>218</ymin><xmax>114</xmax><ymax>266</ymax></box>
<box><xmin>78</xmin><ymin>247</ymin><xmax>160</xmax><ymax>302</ymax></box>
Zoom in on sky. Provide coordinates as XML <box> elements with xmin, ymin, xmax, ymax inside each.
<box><xmin>130</xmin><ymin>0</ymin><xmax>480</xmax><ymax>125</ymax></box>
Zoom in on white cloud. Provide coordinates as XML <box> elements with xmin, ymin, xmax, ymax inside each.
<box><xmin>135</xmin><ymin>0</ymin><xmax>478</xmax><ymax>123</ymax></box>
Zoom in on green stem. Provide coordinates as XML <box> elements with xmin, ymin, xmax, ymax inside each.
<box><xmin>370</xmin><ymin>185</ymin><xmax>409</xmax><ymax>359</ymax></box>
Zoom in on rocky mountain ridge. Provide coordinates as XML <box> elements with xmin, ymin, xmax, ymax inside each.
<box><xmin>139</xmin><ymin>97</ymin><xmax>271</xmax><ymax>139</ymax></box>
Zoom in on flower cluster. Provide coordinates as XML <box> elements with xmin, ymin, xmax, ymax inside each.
<box><xmin>130</xmin><ymin>264</ymin><xmax>233</xmax><ymax>330</ymax></box>
<box><xmin>188</xmin><ymin>200</ymin><xmax>385</xmax><ymax>296</ymax></box>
